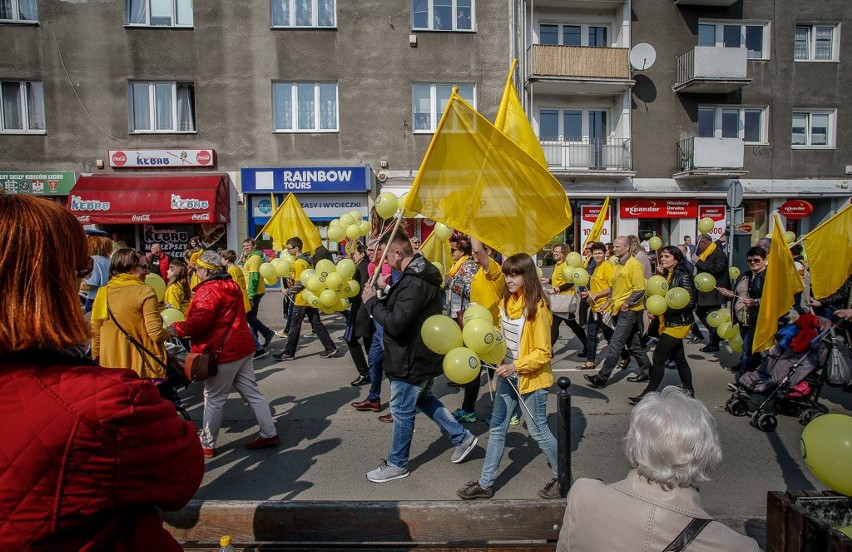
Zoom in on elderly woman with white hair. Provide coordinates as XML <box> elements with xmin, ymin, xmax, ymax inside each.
<box><xmin>556</xmin><ymin>387</ymin><xmax>759</xmax><ymax>551</ymax></box>
<box><xmin>169</xmin><ymin>250</ymin><xmax>279</xmax><ymax>458</ymax></box>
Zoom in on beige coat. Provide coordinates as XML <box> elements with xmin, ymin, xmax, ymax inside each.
<box><xmin>92</xmin><ymin>284</ymin><xmax>170</xmax><ymax>379</ymax></box>
<box><xmin>556</xmin><ymin>471</ymin><xmax>759</xmax><ymax>552</ymax></box>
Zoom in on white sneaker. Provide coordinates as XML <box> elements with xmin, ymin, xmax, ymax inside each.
<box><xmin>367</xmin><ymin>460</ymin><xmax>409</xmax><ymax>483</ymax></box>
<box><xmin>451</xmin><ymin>431</ymin><xmax>478</xmax><ymax>464</ymax></box>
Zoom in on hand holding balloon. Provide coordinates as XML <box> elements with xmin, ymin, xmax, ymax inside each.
<box><xmin>495</xmin><ymin>363</ymin><xmax>517</xmax><ymax>378</ymax></box>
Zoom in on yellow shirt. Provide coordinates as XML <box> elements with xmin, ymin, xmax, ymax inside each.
<box><xmin>163</xmin><ymin>283</ymin><xmax>190</xmax><ymax>316</ymax></box>
<box><xmin>228</xmin><ymin>265</ymin><xmax>252</xmax><ymax>313</ymax></box>
<box><xmin>290</xmin><ymin>257</ymin><xmax>310</xmax><ymax>307</ymax></box>
<box><xmin>589</xmin><ymin>260</ymin><xmax>614</xmax><ymax>308</ymax></box>
<box><xmin>471</xmin><ymin>257</ymin><xmax>505</xmax><ymax>325</ymax></box>
<box><xmin>242</xmin><ymin>252</ymin><xmax>266</xmax><ymax>296</ymax></box>
<box><xmin>609</xmin><ymin>256</ymin><xmax>645</xmax><ymax>313</ymax></box>
<box><xmin>501</xmin><ymin>295</ymin><xmax>553</xmax><ymax>395</ymax></box>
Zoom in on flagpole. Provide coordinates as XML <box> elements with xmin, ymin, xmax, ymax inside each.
<box><xmin>367</xmin><ymin>211</ymin><xmax>405</xmax><ymax>287</ymax></box>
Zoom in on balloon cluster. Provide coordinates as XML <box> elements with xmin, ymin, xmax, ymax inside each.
<box><xmin>558</xmin><ymin>253</ymin><xmax>589</xmax><ymax>286</ymax></box>
<box><xmin>298</xmin><ymin>258</ymin><xmax>361</xmax><ymax>315</ymax></box>
<box><xmin>705</xmin><ymin>308</ymin><xmax>742</xmax><ymax>351</ymax></box>
<box><xmin>327</xmin><ymin>210</ymin><xmax>370</xmax><ymax>244</ymax></box>
<box><xmin>421</xmin><ymin>305</ymin><xmax>507</xmax><ymax>384</ymax></box>
<box><xmin>644</xmin><ymin>275</ymin><xmax>690</xmax><ymax>315</ymax></box>
<box><xmin>259</xmin><ymin>255</ymin><xmax>294</xmax><ymax>286</ymax></box>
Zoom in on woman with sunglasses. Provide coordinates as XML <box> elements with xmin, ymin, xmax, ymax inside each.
<box><xmin>719</xmin><ymin>247</ymin><xmax>767</xmax><ymax>380</ymax></box>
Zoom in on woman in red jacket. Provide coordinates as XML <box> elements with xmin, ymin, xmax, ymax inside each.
<box><xmin>0</xmin><ymin>195</ymin><xmax>203</xmax><ymax>551</ymax></box>
<box><xmin>170</xmin><ymin>250</ymin><xmax>279</xmax><ymax>458</ymax></box>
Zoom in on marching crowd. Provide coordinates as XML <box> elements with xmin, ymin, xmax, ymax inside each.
<box><xmin>3</xmin><ymin>193</ymin><xmax>850</xmax><ymax>549</ymax></box>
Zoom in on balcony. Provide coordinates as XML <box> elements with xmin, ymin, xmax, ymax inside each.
<box><xmin>527</xmin><ymin>44</ymin><xmax>634</xmax><ymax>95</ymax></box>
<box><xmin>674</xmin><ymin>137</ymin><xmax>747</xmax><ymax>179</ymax></box>
<box><xmin>542</xmin><ymin>137</ymin><xmax>633</xmax><ymax>177</ymax></box>
<box><xmin>673</xmin><ymin>0</ymin><xmax>737</xmax><ymax>6</ymax></box>
<box><xmin>674</xmin><ymin>47</ymin><xmax>751</xmax><ymax>93</ymax></box>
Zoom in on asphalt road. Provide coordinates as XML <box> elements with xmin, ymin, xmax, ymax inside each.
<box><xmin>178</xmin><ymin>295</ymin><xmax>852</xmax><ymax>548</ymax></box>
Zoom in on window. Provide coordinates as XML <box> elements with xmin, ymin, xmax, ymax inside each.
<box><xmin>791</xmin><ymin>110</ymin><xmax>836</xmax><ymax>148</ymax></box>
<box><xmin>412</xmin><ymin>0</ymin><xmax>473</xmax><ymax>31</ymax></box>
<box><xmin>126</xmin><ymin>0</ymin><xmax>193</xmax><ymax>27</ymax></box>
<box><xmin>412</xmin><ymin>83</ymin><xmax>474</xmax><ymax>132</ymax></box>
<box><xmin>697</xmin><ymin>21</ymin><xmax>769</xmax><ymax>59</ymax></box>
<box><xmin>272</xmin><ymin>0</ymin><xmax>335</xmax><ymax>28</ymax></box>
<box><xmin>0</xmin><ymin>0</ymin><xmax>37</xmax><ymax>22</ymax></box>
<box><xmin>539</xmin><ymin>108</ymin><xmax>608</xmax><ymax>140</ymax></box>
<box><xmin>273</xmin><ymin>82</ymin><xmax>338</xmax><ymax>132</ymax></box>
<box><xmin>794</xmin><ymin>25</ymin><xmax>839</xmax><ymax>61</ymax></box>
<box><xmin>129</xmin><ymin>81</ymin><xmax>195</xmax><ymax>133</ymax></box>
<box><xmin>539</xmin><ymin>23</ymin><xmax>608</xmax><ymax>47</ymax></box>
<box><xmin>1</xmin><ymin>81</ymin><xmax>45</xmax><ymax>133</ymax></box>
<box><xmin>697</xmin><ymin>106</ymin><xmax>767</xmax><ymax>144</ymax></box>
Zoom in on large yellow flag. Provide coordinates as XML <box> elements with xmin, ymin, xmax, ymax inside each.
<box><xmin>419</xmin><ymin>231</ymin><xmax>452</xmax><ymax>268</ymax></box>
<box><xmin>257</xmin><ymin>192</ymin><xmax>322</xmax><ymax>254</ymax></box>
<box><xmin>753</xmin><ymin>214</ymin><xmax>805</xmax><ymax>352</ymax></box>
<box><xmin>403</xmin><ymin>90</ymin><xmax>571</xmax><ymax>257</ymax></box>
<box><xmin>582</xmin><ymin>196</ymin><xmax>610</xmax><ymax>249</ymax></box>
<box><xmin>494</xmin><ymin>59</ymin><xmax>548</xmax><ymax>168</ymax></box>
<box><xmin>802</xmin><ymin>203</ymin><xmax>852</xmax><ymax>300</ymax></box>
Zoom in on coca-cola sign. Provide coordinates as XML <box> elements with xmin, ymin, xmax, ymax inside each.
<box><xmin>778</xmin><ymin>199</ymin><xmax>814</xmax><ymax>220</ymax></box>
<box><xmin>108</xmin><ymin>149</ymin><xmax>216</xmax><ymax>168</ymax></box>
<box><xmin>111</xmin><ymin>151</ymin><xmax>127</xmax><ymax>167</ymax></box>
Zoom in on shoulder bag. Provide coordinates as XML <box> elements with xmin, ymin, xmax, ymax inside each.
<box><xmin>549</xmin><ymin>290</ymin><xmax>578</xmax><ymax>316</ymax></box>
<box><xmin>663</xmin><ymin>517</ymin><xmax>711</xmax><ymax>551</ymax></box>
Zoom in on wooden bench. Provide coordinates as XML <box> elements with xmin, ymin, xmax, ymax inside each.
<box><xmin>766</xmin><ymin>491</ymin><xmax>852</xmax><ymax>551</ymax></box>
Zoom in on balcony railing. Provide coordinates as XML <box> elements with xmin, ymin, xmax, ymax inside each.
<box><xmin>541</xmin><ymin>137</ymin><xmax>631</xmax><ymax>171</ymax></box>
<box><xmin>675</xmin><ymin>47</ymin><xmax>750</xmax><ymax>93</ymax></box>
<box><xmin>673</xmin><ymin>0</ymin><xmax>737</xmax><ymax>6</ymax></box>
<box><xmin>527</xmin><ymin>44</ymin><xmax>630</xmax><ymax>80</ymax></box>
<box><xmin>677</xmin><ymin>137</ymin><xmax>744</xmax><ymax>172</ymax></box>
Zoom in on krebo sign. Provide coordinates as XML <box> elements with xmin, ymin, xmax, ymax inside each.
<box><xmin>778</xmin><ymin>200</ymin><xmax>814</xmax><ymax>220</ymax></box>
<box><xmin>109</xmin><ymin>149</ymin><xmax>215</xmax><ymax>168</ymax></box>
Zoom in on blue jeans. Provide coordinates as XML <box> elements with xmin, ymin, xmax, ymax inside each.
<box><xmin>387</xmin><ymin>378</ymin><xmax>467</xmax><ymax>469</ymax></box>
<box><xmin>479</xmin><ymin>377</ymin><xmax>557</xmax><ymax>489</ymax></box>
<box><xmin>738</xmin><ymin>324</ymin><xmax>758</xmax><ymax>378</ymax></box>
<box><xmin>366</xmin><ymin>321</ymin><xmax>385</xmax><ymax>402</ymax></box>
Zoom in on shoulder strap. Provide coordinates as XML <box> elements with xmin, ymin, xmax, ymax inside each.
<box><xmin>107</xmin><ymin>301</ymin><xmax>168</xmax><ymax>370</ymax></box>
<box><xmin>663</xmin><ymin>517</ymin><xmax>711</xmax><ymax>552</ymax></box>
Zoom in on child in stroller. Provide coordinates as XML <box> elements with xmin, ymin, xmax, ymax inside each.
<box><xmin>724</xmin><ymin>314</ymin><xmax>832</xmax><ymax>431</ymax></box>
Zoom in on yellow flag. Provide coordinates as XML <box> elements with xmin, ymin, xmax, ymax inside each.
<box><xmin>583</xmin><ymin>196</ymin><xmax>610</xmax><ymax>249</ymax></box>
<box><xmin>257</xmin><ymin>192</ymin><xmax>322</xmax><ymax>254</ymax></box>
<box><xmin>753</xmin><ymin>214</ymin><xmax>805</xmax><ymax>353</ymax></box>
<box><xmin>420</xmin><ymin>231</ymin><xmax>452</xmax><ymax>267</ymax></box>
<box><xmin>403</xmin><ymin>90</ymin><xmax>571</xmax><ymax>257</ymax></box>
<box><xmin>802</xmin><ymin>203</ymin><xmax>852</xmax><ymax>300</ymax></box>
<box><xmin>495</xmin><ymin>59</ymin><xmax>548</xmax><ymax>168</ymax></box>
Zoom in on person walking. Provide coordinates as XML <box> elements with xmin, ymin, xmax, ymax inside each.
<box><xmin>147</xmin><ymin>242</ymin><xmax>170</xmax><ymax>281</ymax></box>
<box><xmin>0</xmin><ymin>195</ymin><xmax>203</xmax><ymax>550</ymax></box>
<box><xmin>719</xmin><ymin>246</ymin><xmax>767</xmax><ymax>380</ymax></box>
<box><xmin>80</xmin><ymin>233</ymin><xmax>113</xmax><ymax>313</ymax></box>
<box><xmin>548</xmin><ymin>243</ymin><xmax>588</xmax><ymax>357</ymax></box>
<box><xmin>169</xmin><ymin>251</ymin><xmax>279</xmax><ymax>458</ymax></box>
<box><xmin>691</xmin><ymin>234</ymin><xmax>731</xmax><ymax>352</ymax></box>
<box><xmin>578</xmin><ymin>242</ymin><xmax>628</xmax><ymax>370</ymax></box>
<box><xmin>629</xmin><ymin>246</ymin><xmax>697</xmax><ymax>405</ymax></box>
<box><xmin>456</xmin><ymin>253</ymin><xmax>560</xmax><ymax>500</ymax></box>
<box><xmin>241</xmin><ymin>238</ymin><xmax>276</xmax><ymax>349</ymax></box>
<box><xmin>346</xmin><ymin>242</ymin><xmax>374</xmax><ymax>386</ymax></box>
<box><xmin>223</xmin><ymin>249</ymin><xmax>268</xmax><ymax>360</ymax></box>
<box><xmin>446</xmin><ymin>235</ymin><xmax>476</xmax><ymax>319</ymax></box>
<box><xmin>363</xmin><ymin>231</ymin><xmax>477</xmax><ymax>482</ymax></box>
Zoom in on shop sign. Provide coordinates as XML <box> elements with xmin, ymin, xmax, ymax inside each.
<box><xmin>620</xmin><ymin>198</ymin><xmax>698</xmax><ymax>219</ymax></box>
<box><xmin>253</xmin><ymin>193</ymin><xmax>369</xmax><ymax>221</ymax></box>
<box><xmin>580</xmin><ymin>204</ymin><xmax>611</xmax><ymax>243</ymax></box>
<box><xmin>698</xmin><ymin>205</ymin><xmax>727</xmax><ymax>239</ymax></box>
<box><xmin>778</xmin><ymin>199</ymin><xmax>814</xmax><ymax>220</ymax></box>
<box><xmin>0</xmin><ymin>171</ymin><xmax>76</xmax><ymax>195</ymax></box>
<box><xmin>241</xmin><ymin>166</ymin><xmax>371</xmax><ymax>194</ymax></box>
<box><xmin>109</xmin><ymin>149</ymin><xmax>215</xmax><ymax>168</ymax></box>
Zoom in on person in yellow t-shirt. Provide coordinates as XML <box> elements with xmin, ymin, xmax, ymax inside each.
<box><xmin>222</xmin><ymin>249</ymin><xmax>268</xmax><ymax>359</ymax></box>
<box><xmin>163</xmin><ymin>259</ymin><xmax>192</xmax><ymax>316</ymax></box>
<box><xmin>241</xmin><ymin>238</ymin><xmax>275</xmax><ymax>349</ymax></box>
<box><xmin>547</xmin><ymin>243</ymin><xmax>588</xmax><ymax>357</ymax></box>
<box><xmin>584</xmin><ymin>236</ymin><xmax>651</xmax><ymax>389</ymax></box>
<box><xmin>577</xmin><ymin>242</ymin><xmax>629</xmax><ymax>370</ymax></box>
<box><xmin>453</xmin><ymin>238</ymin><xmax>505</xmax><ymax>423</ymax></box>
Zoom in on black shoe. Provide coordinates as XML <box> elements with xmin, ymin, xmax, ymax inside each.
<box><xmin>577</xmin><ymin>349</ymin><xmax>588</xmax><ymax>358</ymax></box>
<box><xmin>700</xmin><ymin>344</ymin><xmax>720</xmax><ymax>353</ymax></box>
<box><xmin>688</xmin><ymin>335</ymin><xmax>704</xmax><ymax>344</ymax></box>
<box><xmin>628</xmin><ymin>394</ymin><xmax>647</xmax><ymax>406</ymax></box>
<box><xmin>583</xmin><ymin>374</ymin><xmax>607</xmax><ymax>389</ymax></box>
<box><xmin>681</xmin><ymin>385</ymin><xmax>695</xmax><ymax>398</ymax></box>
<box><xmin>627</xmin><ymin>373</ymin><xmax>650</xmax><ymax>383</ymax></box>
<box><xmin>320</xmin><ymin>347</ymin><xmax>338</xmax><ymax>359</ymax></box>
<box><xmin>253</xmin><ymin>349</ymin><xmax>269</xmax><ymax>360</ymax></box>
<box><xmin>262</xmin><ymin>331</ymin><xmax>275</xmax><ymax>349</ymax></box>
<box><xmin>273</xmin><ymin>352</ymin><xmax>295</xmax><ymax>361</ymax></box>
<box><xmin>351</xmin><ymin>375</ymin><xmax>371</xmax><ymax>386</ymax></box>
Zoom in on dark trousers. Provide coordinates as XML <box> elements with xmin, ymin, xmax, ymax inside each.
<box><xmin>247</xmin><ymin>294</ymin><xmax>273</xmax><ymax>341</ymax></box>
<box><xmin>551</xmin><ymin>313</ymin><xmax>587</xmax><ymax>351</ymax></box>
<box><xmin>737</xmin><ymin>324</ymin><xmax>760</xmax><ymax>379</ymax></box>
<box><xmin>695</xmin><ymin>305</ymin><xmax>722</xmax><ymax>346</ymax></box>
<box><xmin>585</xmin><ymin>312</ymin><xmax>629</xmax><ymax>364</ymax></box>
<box><xmin>283</xmin><ymin>306</ymin><xmax>336</xmax><ymax>356</ymax></box>
<box><xmin>347</xmin><ymin>333</ymin><xmax>373</xmax><ymax>377</ymax></box>
<box><xmin>644</xmin><ymin>333</ymin><xmax>693</xmax><ymax>393</ymax></box>
<box><xmin>597</xmin><ymin>310</ymin><xmax>651</xmax><ymax>380</ymax></box>
<box><xmin>461</xmin><ymin>365</ymin><xmax>496</xmax><ymax>413</ymax></box>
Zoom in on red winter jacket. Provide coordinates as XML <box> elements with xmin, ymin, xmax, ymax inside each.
<box><xmin>172</xmin><ymin>273</ymin><xmax>255</xmax><ymax>363</ymax></box>
<box><xmin>0</xmin><ymin>351</ymin><xmax>203</xmax><ymax>550</ymax></box>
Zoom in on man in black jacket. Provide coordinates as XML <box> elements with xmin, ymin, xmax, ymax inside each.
<box><xmin>691</xmin><ymin>234</ymin><xmax>731</xmax><ymax>353</ymax></box>
<box><xmin>362</xmin><ymin>230</ymin><xmax>478</xmax><ymax>483</ymax></box>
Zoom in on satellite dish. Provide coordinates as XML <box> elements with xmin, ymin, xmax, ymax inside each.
<box><xmin>629</xmin><ymin>43</ymin><xmax>657</xmax><ymax>71</ymax></box>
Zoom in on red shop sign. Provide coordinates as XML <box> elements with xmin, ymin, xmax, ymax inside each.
<box><xmin>620</xmin><ymin>198</ymin><xmax>698</xmax><ymax>219</ymax></box>
<box><xmin>778</xmin><ymin>199</ymin><xmax>814</xmax><ymax>220</ymax></box>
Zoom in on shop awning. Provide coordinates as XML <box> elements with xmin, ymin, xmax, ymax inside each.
<box><xmin>68</xmin><ymin>174</ymin><xmax>230</xmax><ymax>224</ymax></box>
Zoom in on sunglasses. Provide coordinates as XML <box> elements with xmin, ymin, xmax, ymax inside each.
<box><xmin>746</xmin><ymin>258</ymin><xmax>763</xmax><ymax>264</ymax></box>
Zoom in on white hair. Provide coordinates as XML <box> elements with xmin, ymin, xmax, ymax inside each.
<box><xmin>624</xmin><ymin>386</ymin><xmax>722</xmax><ymax>489</ymax></box>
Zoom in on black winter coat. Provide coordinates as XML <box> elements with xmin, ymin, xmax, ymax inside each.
<box><xmin>818</xmin><ymin>273</ymin><xmax>852</xmax><ymax>308</ymax></box>
<box><xmin>694</xmin><ymin>245</ymin><xmax>731</xmax><ymax>307</ymax></box>
<box><xmin>349</xmin><ymin>257</ymin><xmax>374</xmax><ymax>339</ymax></box>
<box><xmin>365</xmin><ymin>254</ymin><xmax>444</xmax><ymax>383</ymax></box>
<box><xmin>663</xmin><ymin>268</ymin><xmax>697</xmax><ymax>328</ymax></box>
<box><xmin>731</xmin><ymin>269</ymin><xmax>766</xmax><ymax>327</ymax></box>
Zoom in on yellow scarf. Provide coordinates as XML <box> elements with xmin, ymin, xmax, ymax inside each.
<box><xmin>698</xmin><ymin>241</ymin><xmax>716</xmax><ymax>262</ymax></box>
<box><xmin>504</xmin><ymin>293</ymin><xmax>526</xmax><ymax>319</ymax></box>
<box><xmin>91</xmin><ymin>273</ymin><xmax>144</xmax><ymax>322</ymax></box>
<box><xmin>448</xmin><ymin>255</ymin><xmax>470</xmax><ymax>277</ymax></box>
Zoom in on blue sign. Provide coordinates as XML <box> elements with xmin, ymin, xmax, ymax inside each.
<box><xmin>257</xmin><ymin>198</ymin><xmax>272</xmax><ymax>215</ymax></box>
<box><xmin>241</xmin><ymin>165</ymin><xmax>371</xmax><ymax>194</ymax></box>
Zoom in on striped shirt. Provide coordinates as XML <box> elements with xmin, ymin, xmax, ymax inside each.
<box><xmin>501</xmin><ymin>311</ymin><xmax>526</xmax><ymax>364</ymax></box>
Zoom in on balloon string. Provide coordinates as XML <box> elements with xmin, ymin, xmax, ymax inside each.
<box><xmin>505</xmin><ymin>376</ymin><xmax>548</xmax><ymax>436</ymax></box>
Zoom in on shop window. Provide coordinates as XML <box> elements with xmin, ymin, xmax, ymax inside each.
<box><xmin>412</xmin><ymin>0</ymin><xmax>473</xmax><ymax>31</ymax></box>
<box><xmin>0</xmin><ymin>0</ymin><xmax>37</xmax><ymax>22</ymax></box>
<box><xmin>794</xmin><ymin>24</ymin><xmax>839</xmax><ymax>62</ymax></box>
<box><xmin>271</xmin><ymin>0</ymin><xmax>336</xmax><ymax>28</ymax></box>
<box><xmin>129</xmin><ymin>81</ymin><xmax>195</xmax><ymax>133</ymax></box>
<box><xmin>697</xmin><ymin>20</ymin><xmax>769</xmax><ymax>60</ymax></box>
<box><xmin>126</xmin><ymin>0</ymin><xmax>193</xmax><ymax>27</ymax></box>
<box><xmin>412</xmin><ymin>83</ymin><xmax>475</xmax><ymax>133</ymax></box>
<box><xmin>1</xmin><ymin>81</ymin><xmax>45</xmax><ymax>133</ymax></box>
<box><xmin>273</xmin><ymin>82</ymin><xmax>338</xmax><ymax>132</ymax></box>
<box><xmin>791</xmin><ymin>110</ymin><xmax>835</xmax><ymax>148</ymax></box>
<box><xmin>697</xmin><ymin>106</ymin><xmax>767</xmax><ymax>145</ymax></box>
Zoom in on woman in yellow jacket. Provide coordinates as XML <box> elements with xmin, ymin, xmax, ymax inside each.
<box><xmin>457</xmin><ymin>253</ymin><xmax>559</xmax><ymax>501</ymax></box>
<box><xmin>163</xmin><ymin>258</ymin><xmax>192</xmax><ymax>316</ymax></box>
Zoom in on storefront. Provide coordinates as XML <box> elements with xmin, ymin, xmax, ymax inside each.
<box><xmin>0</xmin><ymin>170</ymin><xmax>76</xmax><ymax>202</ymax></box>
<box><xmin>241</xmin><ymin>165</ymin><xmax>372</xmax><ymax>245</ymax></box>
<box><xmin>69</xmin><ymin>173</ymin><xmax>231</xmax><ymax>257</ymax></box>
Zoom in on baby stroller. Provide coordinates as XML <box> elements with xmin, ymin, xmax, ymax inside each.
<box><xmin>724</xmin><ymin>314</ymin><xmax>832</xmax><ymax>432</ymax></box>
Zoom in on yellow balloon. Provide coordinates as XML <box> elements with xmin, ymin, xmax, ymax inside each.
<box><xmin>329</xmin><ymin>218</ymin><xmax>342</xmax><ymax>228</ymax></box>
<box><xmin>339</xmin><ymin>213</ymin><xmax>355</xmax><ymax>227</ymax></box>
<box><xmin>784</xmin><ymin>230</ymin><xmax>797</xmax><ymax>244</ymax></box>
<box><xmin>560</xmin><ymin>265</ymin><xmax>575</xmax><ymax>283</ymax></box>
<box><xmin>706</xmin><ymin>310</ymin><xmax>723</xmax><ymax>328</ymax></box>
<box><xmin>421</xmin><ymin>314</ymin><xmax>463</xmax><ymax>355</ymax></box>
<box><xmin>324</xmin><ymin>272</ymin><xmax>344</xmax><ymax>292</ymax></box>
<box><xmin>480</xmin><ymin>331</ymin><xmax>508</xmax><ymax>365</ymax></box>
<box><xmin>319</xmin><ymin>303</ymin><xmax>337</xmax><ymax>315</ymax></box>
<box><xmin>694</xmin><ymin>272</ymin><xmax>716</xmax><ymax>293</ymax></box>
<box><xmin>716</xmin><ymin>308</ymin><xmax>732</xmax><ymax>325</ymax></box>
<box><xmin>666</xmin><ymin>287</ymin><xmax>690</xmax><ymax>310</ymax></box>
<box><xmin>345</xmin><ymin>224</ymin><xmax>362</xmax><ymax>241</ymax></box>
<box><xmin>536</xmin><ymin>266</ymin><xmax>543</xmax><ymax>279</ymax></box>
<box><xmin>259</xmin><ymin>262</ymin><xmax>277</xmax><ymax>280</ymax></box>
<box><xmin>839</xmin><ymin>526</ymin><xmax>852</xmax><ymax>540</ymax></box>
<box><xmin>315</xmin><ymin>259</ymin><xmax>335</xmax><ymax>279</ymax></box>
<box><xmin>462</xmin><ymin>318</ymin><xmax>499</xmax><ymax>356</ymax></box>
<box><xmin>336</xmin><ymin>259</ymin><xmax>356</xmax><ymax>279</ymax></box>
<box><xmin>717</xmin><ymin>321</ymin><xmax>738</xmax><ymax>340</ymax></box>
<box><xmin>348</xmin><ymin>210</ymin><xmax>363</xmax><ymax>222</ymax></box>
<box><xmin>299</xmin><ymin>268</ymin><xmax>316</xmax><ymax>287</ymax></box>
<box><xmin>264</xmin><ymin>276</ymin><xmax>277</xmax><ymax>286</ymax></box>
<box><xmin>646</xmin><ymin>275</ymin><xmax>669</xmax><ymax>297</ymax></box>
<box><xmin>271</xmin><ymin>258</ymin><xmax>289</xmax><ymax>277</ymax></box>
<box><xmin>375</xmin><ymin>192</ymin><xmax>399</xmax><ymax>219</ymax></box>
<box><xmin>800</xmin><ymin>414</ymin><xmax>852</xmax><ymax>496</ymax></box>
<box><xmin>306</xmin><ymin>275</ymin><xmax>326</xmax><ymax>294</ymax></box>
<box><xmin>399</xmin><ymin>193</ymin><xmax>418</xmax><ymax>218</ymax></box>
<box><xmin>729</xmin><ymin>266</ymin><xmax>741</xmax><ymax>281</ymax></box>
<box><xmin>336</xmin><ymin>296</ymin><xmax>350</xmax><ymax>311</ymax></box>
<box><xmin>343</xmin><ymin>279</ymin><xmax>360</xmax><ymax>298</ymax></box>
<box><xmin>319</xmin><ymin>289</ymin><xmax>339</xmax><ymax>307</ymax></box>
<box><xmin>646</xmin><ymin>295</ymin><xmax>668</xmax><ymax>316</ymax></box>
<box><xmin>145</xmin><ymin>273</ymin><xmax>167</xmax><ymax>302</ymax></box>
<box><xmin>358</xmin><ymin>220</ymin><xmax>371</xmax><ymax>235</ymax></box>
<box><xmin>443</xmin><ymin>347</ymin><xmax>481</xmax><ymax>385</ymax></box>
<box><xmin>571</xmin><ymin>268</ymin><xmax>590</xmax><ymax>287</ymax></box>
<box><xmin>648</xmin><ymin>236</ymin><xmax>662</xmax><ymax>251</ymax></box>
<box><xmin>565</xmin><ymin>252</ymin><xmax>583</xmax><ymax>268</ymax></box>
<box><xmin>304</xmin><ymin>290</ymin><xmax>321</xmax><ymax>309</ymax></box>
<box><xmin>697</xmin><ymin>217</ymin><xmax>715</xmax><ymax>234</ymax></box>
<box><xmin>161</xmin><ymin>307</ymin><xmax>185</xmax><ymax>327</ymax></box>
<box><xmin>462</xmin><ymin>304</ymin><xmax>493</xmax><ymax>326</ymax></box>
<box><xmin>433</xmin><ymin>222</ymin><xmax>453</xmax><ymax>241</ymax></box>
<box><xmin>328</xmin><ymin>225</ymin><xmax>346</xmax><ymax>243</ymax></box>
<box><xmin>728</xmin><ymin>332</ymin><xmax>744</xmax><ymax>352</ymax></box>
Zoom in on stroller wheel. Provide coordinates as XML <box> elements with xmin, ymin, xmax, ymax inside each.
<box><xmin>755</xmin><ymin>413</ymin><xmax>777</xmax><ymax>432</ymax></box>
<box><xmin>725</xmin><ymin>397</ymin><xmax>748</xmax><ymax>417</ymax></box>
<box><xmin>799</xmin><ymin>409</ymin><xmax>823</xmax><ymax>426</ymax></box>
<box><xmin>814</xmin><ymin>403</ymin><xmax>829</xmax><ymax>415</ymax></box>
